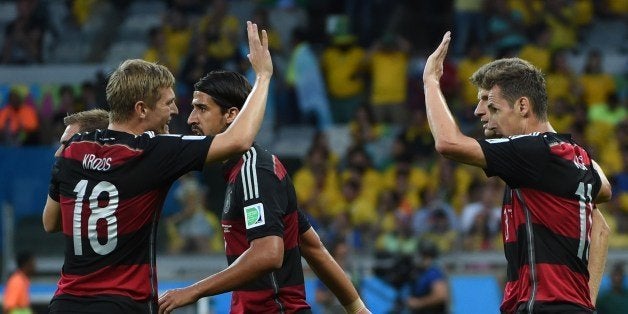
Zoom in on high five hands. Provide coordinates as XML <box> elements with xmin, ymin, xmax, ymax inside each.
<box><xmin>423</xmin><ymin>31</ymin><xmax>451</xmax><ymax>87</ymax></box>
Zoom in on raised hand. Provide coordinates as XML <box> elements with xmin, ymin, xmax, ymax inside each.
<box><xmin>422</xmin><ymin>31</ymin><xmax>451</xmax><ymax>86</ymax></box>
<box><xmin>246</xmin><ymin>21</ymin><xmax>273</xmax><ymax>78</ymax></box>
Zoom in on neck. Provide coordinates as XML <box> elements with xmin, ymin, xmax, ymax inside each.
<box><xmin>521</xmin><ymin>118</ymin><xmax>555</xmax><ymax>135</ymax></box>
<box><xmin>108</xmin><ymin>122</ymin><xmax>144</xmax><ymax>136</ymax></box>
<box><xmin>535</xmin><ymin>121</ymin><xmax>555</xmax><ymax>133</ymax></box>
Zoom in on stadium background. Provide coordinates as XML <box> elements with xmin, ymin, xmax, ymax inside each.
<box><xmin>0</xmin><ymin>0</ymin><xmax>626</xmax><ymax>313</ymax></box>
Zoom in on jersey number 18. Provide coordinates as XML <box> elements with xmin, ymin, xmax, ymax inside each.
<box><xmin>72</xmin><ymin>179</ymin><xmax>119</xmax><ymax>256</ymax></box>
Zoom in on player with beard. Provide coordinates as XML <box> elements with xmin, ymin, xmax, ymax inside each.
<box><xmin>158</xmin><ymin>70</ymin><xmax>369</xmax><ymax>313</ymax></box>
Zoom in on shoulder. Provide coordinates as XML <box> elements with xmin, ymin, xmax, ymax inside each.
<box><xmin>245</xmin><ymin>146</ymin><xmax>289</xmax><ymax>180</ymax></box>
<box><xmin>244</xmin><ymin>145</ymin><xmax>273</xmax><ymax>169</ymax></box>
<box><xmin>481</xmin><ymin>132</ymin><xmax>548</xmax><ymax>148</ymax></box>
<box><xmin>139</xmin><ymin>132</ymin><xmax>212</xmax><ymax>146</ymax></box>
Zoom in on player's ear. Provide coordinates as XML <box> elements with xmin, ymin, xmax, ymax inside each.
<box><xmin>517</xmin><ymin>97</ymin><xmax>530</xmax><ymax>117</ymax></box>
<box><xmin>135</xmin><ymin>101</ymin><xmax>148</xmax><ymax>119</ymax></box>
<box><xmin>225</xmin><ymin>107</ymin><xmax>240</xmax><ymax>123</ymax></box>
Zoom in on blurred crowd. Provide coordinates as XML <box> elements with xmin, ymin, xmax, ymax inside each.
<box><xmin>1</xmin><ymin>0</ymin><xmax>627</xmax><ymax>266</ymax></box>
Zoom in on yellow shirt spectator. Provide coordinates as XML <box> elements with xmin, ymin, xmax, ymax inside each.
<box><xmin>293</xmin><ymin>167</ymin><xmax>344</xmax><ymax>219</ymax></box>
<box><xmin>162</xmin><ymin>10</ymin><xmax>192</xmax><ymax>66</ymax></box>
<box><xmin>321</xmin><ymin>44</ymin><xmax>366</xmax><ymax>99</ymax></box>
<box><xmin>457</xmin><ymin>52</ymin><xmax>492</xmax><ymax>106</ymax></box>
<box><xmin>143</xmin><ymin>27</ymin><xmax>180</xmax><ymax>74</ymax></box>
<box><xmin>549</xmin><ymin>97</ymin><xmax>575</xmax><ymax>132</ymax></box>
<box><xmin>546</xmin><ymin>72</ymin><xmax>580</xmax><ymax>104</ymax></box>
<box><xmin>573</xmin><ymin>0</ymin><xmax>594</xmax><ymax>26</ymax></box>
<box><xmin>72</xmin><ymin>0</ymin><xmax>96</xmax><ymax>26</ymax></box>
<box><xmin>544</xmin><ymin>4</ymin><xmax>578</xmax><ymax>50</ymax></box>
<box><xmin>579</xmin><ymin>74</ymin><xmax>616</xmax><ymax>107</ymax></box>
<box><xmin>508</xmin><ymin>0</ymin><xmax>544</xmax><ymax>25</ymax></box>
<box><xmin>518</xmin><ymin>44</ymin><xmax>550</xmax><ymax>72</ymax></box>
<box><xmin>349</xmin><ymin>197</ymin><xmax>378</xmax><ymax>227</ymax></box>
<box><xmin>370</xmin><ymin>49</ymin><xmax>408</xmax><ymax>105</ymax></box>
<box><xmin>341</xmin><ymin>168</ymin><xmax>383</xmax><ymax>202</ymax></box>
<box><xmin>198</xmin><ymin>14</ymin><xmax>240</xmax><ymax>61</ymax></box>
<box><xmin>383</xmin><ymin>165</ymin><xmax>429</xmax><ymax>209</ymax></box>
<box><xmin>605</xmin><ymin>0</ymin><xmax>628</xmax><ymax>15</ymax></box>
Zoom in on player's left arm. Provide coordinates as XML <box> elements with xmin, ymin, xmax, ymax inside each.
<box><xmin>299</xmin><ymin>228</ymin><xmax>370</xmax><ymax>313</ymax></box>
<box><xmin>588</xmin><ymin>159</ymin><xmax>611</xmax><ymax>306</ymax></box>
<box><xmin>588</xmin><ymin>206</ymin><xmax>610</xmax><ymax>306</ymax></box>
<box><xmin>42</xmin><ymin>196</ymin><xmax>62</xmax><ymax>233</ymax></box>
<box><xmin>158</xmin><ymin>235</ymin><xmax>283</xmax><ymax>314</ymax></box>
<box><xmin>44</xmin><ymin>158</ymin><xmax>63</xmax><ymax>233</ymax></box>
<box><xmin>423</xmin><ymin>31</ymin><xmax>487</xmax><ymax>168</ymax></box>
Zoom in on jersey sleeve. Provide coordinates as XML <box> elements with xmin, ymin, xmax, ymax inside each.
<box><xmin>48</xmin><ymin>158</ymin><xmax>61</xmax><ymax>201</ymax></box>
<box><xmin>241</xmin><ymin>165</ymin><xmax>287</xmax><ymax>243</ymax></box>
<box><xmin>143</xmin><ymin>134</ymin><xmax>214</xmax><ymax>183</ymax></box>
<box><xmin>297</xmin><ymin>208</ymin><xmax>312</xmax><ymax>235</ymax></box>
<box><xmin>477</xmin><ymin>134</ymin><xmax>550</xmax><ymax>188</ymax></box>
<box><xmin>590</xmin><ymin>166</ymin><xmax>603</xmax><ymax>200</ymax></box>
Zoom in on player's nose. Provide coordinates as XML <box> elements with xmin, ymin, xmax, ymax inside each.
<box><xmin>170</xmin><ymin>102</ymin><xmax>179</xmax><ymax>115</ymax></box>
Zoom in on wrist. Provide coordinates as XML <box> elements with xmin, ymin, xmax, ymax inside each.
<box><xmin>423</xmin><ymin>79</ymin><xmax>440</xmax><ymax>89</ymax></box>
<box><xmin>256</xmin><ymin>73</ymin><xmax>272</xmax><ymax>81</ymax></box>
<box><xmin>344</xmin><ymin>298</ymin><xmax>366</xmax><ymax>314</ymax></box>
<box><xmin>189</xmin><ymin>283</ymin><xmax>205</xmax><ymax>301</ymax></box>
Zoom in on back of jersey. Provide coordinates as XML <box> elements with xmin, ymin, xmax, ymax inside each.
<box><xmin>49</xmin><ymin>130</ymin><xmax>212</xmax><ymax>306</ymax></box>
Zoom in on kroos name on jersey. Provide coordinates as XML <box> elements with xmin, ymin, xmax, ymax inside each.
<box><xmin>82</xmin><ymin>154</ymin><xmax>112</xmax><ymax>171</ymax></box>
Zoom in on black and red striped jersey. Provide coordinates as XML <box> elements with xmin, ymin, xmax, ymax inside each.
<box><xmin>221</xmin><ymin>144</ymin><xmax>311</xmax><ymax>313</ymax></box>
<box><xmin>48</xmin><ymin>129</ymin><xmax>213</xmax><ymax>312</ymax></box>
<box><xmin>479</xmin><ymin>132</ymin><xmax>602</xmax><ymax>313</ymax></box>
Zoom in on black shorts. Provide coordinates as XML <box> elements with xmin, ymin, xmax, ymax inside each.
<box><xmin>49</xmin><ymin>294</ymin><xmax>154</xmax><ymax>314</ymax></box>
<box><xmin>510</xmin><ymin>301</ymin><xmax>594</xmax><ymax>314</ymax></box>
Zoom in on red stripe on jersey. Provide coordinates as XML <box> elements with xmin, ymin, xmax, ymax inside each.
<box><xmin>231</xmin><ymin>284</ymin><xmax>309</xmax><ymax>313</ymax></box>
<box><xmin>63</xmin><ymin>141</ymin><xmax>143</xmax><ymax>168</ymax></box>
<box><xmin>519</xmin><ymin>188</ymin><xmax>591</xmax><ymax>239</ymax></box>
<box><xmin>225</xmin><ymin>159</ymin><xmax>244</xmax><ymax>183</ymax></box>
<box><xmin>55</xmin><ymin>263</ymin><xmax>152</xmax><ymax>302</ymax></box>
<box><xmin>223</xmin><ymin>220</ymin><xmax>248</xmax><ymax>256</ymax></box>
<box><xmin>283</xmin><ymin>211</ymin><xmax>298</xmax><ymax>250</ymax></box>
<box><xmin>549</xmin><ymin>142</ymin><xmax>591</xmax><ymax>166</ymax></box>
<box><xmin>501</xmin><ymin>264</ymin><xmax>591</xmax><ymax>313</ymax></box>
<box><xmin>272</xmin><ymin>155</ymin><xmax>287</xmax><ymax>180</ymax></box>
<box><xmin>534</xmin><ymin>264</ymin><xmax>591</xmax><ymax>308</ymax></box>
<box><xmin>60</xmin><ymin>187</ymin><xmax>168</xmax><ymax>236</ymax></box>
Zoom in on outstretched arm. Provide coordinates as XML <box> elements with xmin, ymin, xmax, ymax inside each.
<box><xmin>205</xmin><ymin>21</ymin><xmax>273</xmax><ymax>163</ymax></box>
<box><xmin>588</xmin><ymin>207</ymin><xmax>610</xmax><ymax>306</ymax></box>
<box><xmin>158</xmin><ymin>235</ymin><xmax>284</xmax><ymax>314</ymax></box>
<box><xmin>299</xmin><ymin>228</ymin><xmax>370</xmax><ymax>313</ymax></box>
<box><xmin>423</xmin><ymin>32</ymin><xmax>486</xmax><ymax>167</ymax></box>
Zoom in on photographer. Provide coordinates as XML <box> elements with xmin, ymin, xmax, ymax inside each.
<box><xmin>405</xmin><ymin>241</ymin><xmax>449</xmax><ymax>314</ymax></box>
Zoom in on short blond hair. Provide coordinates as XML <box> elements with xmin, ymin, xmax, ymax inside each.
<box><xmin>106</xmin><ymin>59</ymin><xmax>175</xmax><ymax>123</ymax></box>
<box><xmin>63</xmin><ymin>109</ymin><xmax>110</xmax><ymax>131</ymax></box>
